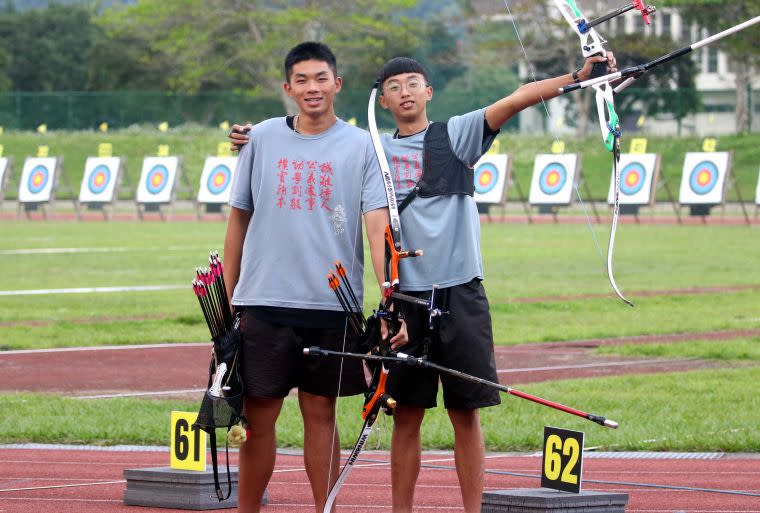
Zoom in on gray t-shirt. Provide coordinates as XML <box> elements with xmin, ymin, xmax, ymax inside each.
<box><xmin>229</xmin><ymin>117</ymin><xmax>387</xmax><ymax>310</ymax></box>
<box><xmin>381</xmin><ymin>108</ymin><xmax>495</xmax><ymax>291</ymax></box>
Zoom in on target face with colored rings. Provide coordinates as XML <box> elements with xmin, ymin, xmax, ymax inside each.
<box><xmin>619</xmin><ymin>162</ymin><xmax>646</xmax><ymax>196</ymax></box>
<box><xmin>28</xmin><ymin>165</ymin><xmax>50</xmax><ymax>194</ymax></box>
<box><xmin>88</xmin><ymin>165</ymin><xmax>111</xmax><ymax>194</ymax></box>
<box><xmin>146</xmin><ymin>165</ymin><xmax>169</xmax><ymax>195</ymax></box>
<box><xmin>474</xmin><ymin>162</ymin><xmax>499</xmax><ymax>194</ymax></box>
<box><xmin>538</xmin><ymin>163</ymin><xmax>567</xmax><ymax>195</ymax></box>
<box><xmin>689</xmin><ymin>161</ymin><xmax>719</xmax><ymax>195</ymax></box>
<box><xmin>207</xmin><ymin>165</ymin><xmax>232</xmax><ymax>195</ymax></box>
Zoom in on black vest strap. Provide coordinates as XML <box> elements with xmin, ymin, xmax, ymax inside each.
<box><xmin>399</xmin><ymin>121</ymin><xmax>474</xmax><ymax>213</ymax></box>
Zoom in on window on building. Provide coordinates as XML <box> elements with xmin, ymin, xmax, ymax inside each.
<box><xmin>662</xmin><ymin>13</ymin><xmax>672</xmax><ymax>39</ymax></box>
<box><xmin>707</xmin><ymin>47</ymin><xmax>719</xmax><ymax>73</ymax></box>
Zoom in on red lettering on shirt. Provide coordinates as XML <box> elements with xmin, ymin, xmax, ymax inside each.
<box><xmin>319</xmin><ymin>161</ymin><xmax>333</xmax><ymax>211</ymax></box>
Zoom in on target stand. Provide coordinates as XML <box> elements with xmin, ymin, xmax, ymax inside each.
<box><xmin>16</xmin><ymin>156</ymin><xmax>70</xmax><ymax>220</ymax></box>
<box><xmin>195</xmin><ymin>156</ymin><xmax>237</xmax><ymax>220</ymax></box>
<box><xmin>76</xmin><ymin>157</ymin><xmax>127</xmax><ymax>221</ymax></box>
<box><xmin>0</xmin><ymin>157</ymin><xmax>12</xmax><ymax>212</ymax></box>
<box><xmin>136</xmin><ymin>156</ymin><xmax>184</xmax><ymax>221</ymax></box>
<box><xmin>755</xmin><ymin>167</ymin><xmax>760</xmax><ymax>222</ymax></box>
<box><xmin>606</xmin><ymin>153</ymin><xmax>661</xmax><ymax>223</ymax></box>
<box><xmin>473</xmin><ymin>154</ymin><xmax>513</xmax><ymax>222</ymax></box>
<box><xmin>677</xmin><ymin>151</ymin><xmax>748</xmax><ymax>224</ymax></box>
<box><xmin>528</xmin><ymin>154</ymin><xmax>598</xmax><ymax>223</ymax></box>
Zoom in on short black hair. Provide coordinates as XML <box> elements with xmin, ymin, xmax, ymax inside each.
<box><xmin>284</xmin><ymin>42</ymin><xmax>338</xmax><ymax>82</ymax></box>
<box><xmin>377</xmin><ymin>57</ymin><xmax>429</xmax><ymax>88</ymax></box>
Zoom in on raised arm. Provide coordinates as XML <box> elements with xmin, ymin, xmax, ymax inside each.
<box><xmin>485</xmin><ymin>54</ymin><xmax>616</xmax><ymax>130</ymax></box>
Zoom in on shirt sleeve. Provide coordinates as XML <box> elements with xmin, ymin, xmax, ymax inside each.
<box><xmin>228</xmin><ymin>135</ymin><xmax>255</xmax><ymax>211</ymax></box>
<box><xmin>447</xmin><ymin>108</ymin><xmax>500</xmax><ymax>167</ymax></box>
<box><xmin>361</xmin><ymin>132</ymin><xmax>390</xmax><ymax>214</ymax></box>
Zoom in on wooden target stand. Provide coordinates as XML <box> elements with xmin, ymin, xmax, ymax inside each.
<box><xmin>529</xmin><ymin>154</ymin><xmax>600</xmax><ymax>224</ymax></box>
<box><xmin>75</xmin><ymin>157</ymin><xmax>129</xmax><ymax>221</ymax></box>
<box><xmin>194</xmin><ymin>156</ymin><xmax>238</xmax><ymax>221</ymax></box>
<box><xmin>607</xmin><ymin>153</ymin><xmax>665</xmax><ymax>224</ymax></box>
<box><xmin>0</xmin><ymin>157</ymin><xmax>12</xmax><ymax>212</ymax></box>
<box><xmin>677</xmin><ymin>151</ymin><xmax>750</xmax><ymax>225</ymax></box>
<box><xmin>16</xmin><ymin>156</ymin><xmax>75</xmax><ymax>220</ymax></box>
<box><xmin>474</xmin><ymin>153</ymin><xmax>516</xmax><ymax>223</ymax></box>
<box><xmin>136</xmin><ymin>156</ymin><xmax>191</xmax><ymax>222</ymax></box>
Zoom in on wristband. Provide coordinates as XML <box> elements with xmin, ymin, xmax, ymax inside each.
<box><xmin>572</xmin><ymin>68</ymin><xmax>582</xmax><ymax>83</ymax></box>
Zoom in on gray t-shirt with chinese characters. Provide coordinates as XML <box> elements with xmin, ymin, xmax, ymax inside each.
<box><xmin>229</xmin><ymin>117</ymin><xmax>387</xmax><ymax>310</ymax></box>
<box><xmin>380</xmin><ymin>108</ymin><xmax>495</xmax><ymax>291</ymax></box>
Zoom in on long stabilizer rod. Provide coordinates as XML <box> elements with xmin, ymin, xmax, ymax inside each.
<box><xmin>560</xmin><ymin>16</ymin><xmax>760</xmax><ymax>94</ymax></box>
<box><xmin>304</xmin><ymin>347</ymin><xmax>619</xmax><ymax>429</ymax></box>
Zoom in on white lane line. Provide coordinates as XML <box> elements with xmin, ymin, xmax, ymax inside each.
<box><xmin>73</xmin><ymin>389</ymin><xmax>205</xmax><ymax>400</ymax></box>
<box><xmin>0</xmin><ymin>245</ymin><xmax>208</xmax><ymax>256</ymax></box>
<box><xmin>0</xmin><ymin>480</ymin><xmax>125</xmax><ymax>492</ymax></box>
<box><xmin>497</xmin><ymin>358</ymin><xmax>683</xmax><ymax>373</ymax></box>
<box><xmin>0</xmin><ymin>285</ymin><xmax>184</xmax><ymax>296</ymax></box>
<box><xmin>0</xmin><ymin>248</ymin><xmax>130</xmax><ymax>255</ymax></box>
<box><xmin>0</xmin><ymin>342</ymin><xmax>207</xmax><ymax>355</ymax></box>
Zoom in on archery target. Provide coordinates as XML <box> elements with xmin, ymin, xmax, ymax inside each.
<box><xmin>79</xmin><ymin>157</ymin><xmax>121</xmax><ymax>202</ymax></box>
<box><xmin>678</xmin><ymin>152</ymin><xmax>729</xmax><ymax>205</ymax></box>
<box><xmin>0</xmin><ymin>158</ymin><xmax>8</xmax><ymax>192</ymax></box>
<box><xmin>607</xmin><ymin>153</ymin><xmax>658</xmax><ymax>205</ymax></box>
<box><xmin>197</xmin><ymin>156</ymin><xmax>237</xmax><ymax>204</ymax></box>
<box><xmin>473</xmin><ymin>154</ymin><xmax>509</xmax><ymax>204</ymax></box>
<box><xmin>19</xmin><ymin>157</ymin><xmax>57</xmax><ymax>203</ymax></box>
<box><xmin>529</xmin><ymin>154</ymin><xmax>578</xmax><ymax>205</ymax></box>
<box><xmin>137</xmin><ymin>156</ymin><xmax>179</xmax><ymax>203</ymax></box>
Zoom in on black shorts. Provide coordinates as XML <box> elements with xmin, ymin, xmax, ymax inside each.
<box><xmin>386</xmin><ymin>278</ymin><xmax>501</xmax><ymax>410</ymax></box>
<box><xmin>238</xmin><ymin>309</ymin><xmax>367</xmax><ymax>399</ymax></box>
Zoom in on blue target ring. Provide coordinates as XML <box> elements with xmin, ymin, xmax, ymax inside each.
<box><xmin>474</xmin><ymin>162</ymin><xmax>498</xmax><ymax>194</ymax></box>
<box><xmin>88</xmin><ymin>165</ymin><xmax>111</xmax><ymax>195</ymax></box>
<box><xmin>619</xmin><ymin>162</ymin><xmax>646</xmax><ymax>196</ymax></box>
<box><xmin>27</xmin><ymin>165</ymin><xmax>50</xmax><ymax>194</ymax></box>
<box><xmin>206</xmin><ymin>165</ymin><xmax>231</xmax><ymax>195</ymax></box>
<box><xmin>145</xmin><ymin>165</ymin><xmax>169</xmax><ymax>195</ymax></box>
<box><xmin>538</xmin><ymin>163</ymin><xmax>567</xmax><ymax>195</ymax></box>
<box><xmin>689</xmin><ymin>161</ymin><xmax>719</xmax><ymax>195</ymax></box>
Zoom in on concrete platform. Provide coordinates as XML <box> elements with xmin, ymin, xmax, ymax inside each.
<box><xmin>482</xmin><ymin>488</ymin><xmax>628</xmax><ymax>513</ymax></box>
<box><xmin>124</xmin><ymin>466</ymin><xmax>268</xmax><ymax>510</ymax></box>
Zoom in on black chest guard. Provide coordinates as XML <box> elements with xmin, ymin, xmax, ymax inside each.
<box><xmin>399</xmin><ymin>121</ymin><xmax>474</xmax><ymax>213</ymax></box>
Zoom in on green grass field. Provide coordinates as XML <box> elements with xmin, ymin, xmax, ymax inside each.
<box><xmin>2</xmin><ymin>127</ymin><xmax>759</xmax><ymax>202</ymax></box>
<box><xmin>1</xmin><ymin>220</ymin><xmax>758</xmax><ymax>451</ymax></box>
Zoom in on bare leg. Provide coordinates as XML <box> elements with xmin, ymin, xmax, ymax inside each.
<box><xmin>298</xmin><ymin>390</ymin><xmax>340</xmax><ymax>513</ymax></box>
<box><xmin>391</xmin><ymin>405</ymin><xmax>425</xmax><ymax>513</ymax></box>
<box><xmin>238</xmin><ymin>396</ymin><xmax>284</xmax><ymax>513</ymax></box>
<box><xmin>448</xmin><ymin>408</ymin><xmax>484</xmax><ymax>513</ymax></box>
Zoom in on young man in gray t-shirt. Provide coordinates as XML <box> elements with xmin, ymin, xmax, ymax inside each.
<box><xmin>374</xmin><ymin>55</ymin><xmax>616</xmax><ymax>513</ymax></box>
<box><xmin>228</xmin><ymin>52</ymin><xmax>615</xmax><ymax>512</ymax></box>
<box><xmin>224</xmin><ymin>42</ymin><xmax>388</xmax><ymax>513</ymax></box>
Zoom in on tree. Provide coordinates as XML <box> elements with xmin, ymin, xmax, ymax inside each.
<box><xmin>95</xmin><ymin>0</ymin><xmax>422</xmax><ymax>115</ymax></box>
<box><xmin>610</xmin><ymin>33</ymin><xmax>700</xmax><ymax>136</ymax></box>
<box><xmin>665</xmin><ymin>0</ymin><xmax>760</xmax><ymax>133</ymax></box>
<box><xmin>0</xmin><ymin>4</ymin><xmax>100</xmax><ymax>91</ymax></box>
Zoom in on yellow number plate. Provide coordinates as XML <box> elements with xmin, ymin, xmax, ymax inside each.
<box><xmin>169</xmin><ymin>411</ymin><xmax>206</xmax><ymax>471</ymax></box>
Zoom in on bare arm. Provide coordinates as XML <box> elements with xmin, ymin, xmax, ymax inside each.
<box><xmin>485</xmin><ymin>54</ymin><xmax>616</xmax><ymax>130</ymax></box>
<box><xmin>223</xmin><ymin>206</ymin><xmax>253</xmax><ymax>306</ymax></box>
<box><xmin>363</xmin><ymin>207</ymin><xmax>390</xmax><ymax>290</ymax></box>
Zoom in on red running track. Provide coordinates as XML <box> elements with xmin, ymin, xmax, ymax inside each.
<box><xmin>0</xmin><ymin>447</ymin><xmax>759</xmax><ymax>512</ymax></box>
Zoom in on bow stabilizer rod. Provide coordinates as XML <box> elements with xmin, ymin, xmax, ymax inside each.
<box><xmin>561</xmin><ymin>16</ymin><xmax>760</xmax><ymax>95</ymax></box>
<box><xmin>304</xmin><ymin>347</ymin><xmax>619</xmax><ymax>430</ymax></box>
